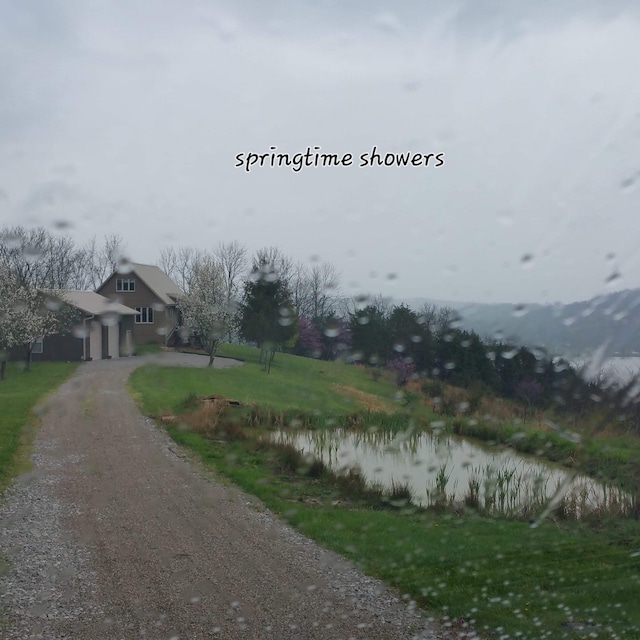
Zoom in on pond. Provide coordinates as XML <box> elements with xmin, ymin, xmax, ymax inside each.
<box><xmin>272</xmin><ymin>428</ymin><xmax>632</xmax><ymax>518</ymax></box>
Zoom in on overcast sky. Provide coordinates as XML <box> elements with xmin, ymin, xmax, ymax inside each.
<box><xmin>1</xmin><ymin>1</ymin><xmax>639</xmax><ymax>305</ymax></box>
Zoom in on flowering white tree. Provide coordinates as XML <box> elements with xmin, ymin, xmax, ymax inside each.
<box><xmin>177</xmin><ymin>256</ymin><xmax>238</xmax><ymax>367</ymax></box>
<box><xmin>0</xmin><ymin>268</ymin><xmax>77</xmax><ymax>379</ymax></box>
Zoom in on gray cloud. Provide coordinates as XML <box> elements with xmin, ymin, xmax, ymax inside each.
<box><xmin>1</xmin><ymin>1</ymin><xmax>639</xmax><ymax>304</ymax></box>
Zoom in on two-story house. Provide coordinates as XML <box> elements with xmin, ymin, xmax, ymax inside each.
<box><xmin>97</xmin><ymin>263</ymin><xmax>183</xmax><ymax>346</ymax></box>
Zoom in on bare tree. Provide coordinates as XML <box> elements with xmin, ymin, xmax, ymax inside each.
<box><xmin>90</xmin><ymin>234</ymin><xmax>126</xmax><ymax>289</ymax></box>
<box><xmin>307</xmin><ymin>262</ymin><xmax>341</xmax><ymax>320</ymax></box>
<box><xmin>158</xmin><ymin>246</ymin><xmax>201</xmax><ymax>292</ymax></box>
<box><xmin>289</xmin><ymin>262</ymin><xmax>312</xmax><ymax>317</ymax></box>
<box><xmin>214</xmin><ymin>240</ymin><xmax>248</xmax><ymax>304</ymax></box>
<box><xmin>418</xmin><ymin>302</ymin><xmax>458</xmax><ymax>335</ymax></box>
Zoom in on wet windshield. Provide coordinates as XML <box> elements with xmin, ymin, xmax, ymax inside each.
<box><xmin>1</xmin><ymin>2</ymin><xmax>639</xmax><ymax>639</ymax></box>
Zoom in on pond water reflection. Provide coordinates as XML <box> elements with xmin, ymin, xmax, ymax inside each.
<box><xmin>273</xmin><ymin>428</ymin><xmax>630</xmax><ymax>517</ymax></box>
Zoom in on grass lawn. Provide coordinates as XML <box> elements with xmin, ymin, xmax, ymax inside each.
<box><xmin>132</xmin><ymin>343</ymin><xmax>414</xmax><ymax>416</ymax></box>
<box><xmin>0</xmin><ymin>361</ymin><xmax>78</xmax><ymax>490</ymax></box>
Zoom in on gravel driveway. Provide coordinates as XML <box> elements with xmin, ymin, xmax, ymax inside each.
<box><xmin>0</xmin><ymin>353</ymin><xmax>451</xmax><ymax>639</ymax></box>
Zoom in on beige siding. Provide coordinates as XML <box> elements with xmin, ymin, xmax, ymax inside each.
<box><xmin>97</xmin><ymin>273</ymin><xmax>177</xmax><ymax>345</ymax></box>
<box><xmin>108</xmin><ymin>324</ymin><xmax>119</xmax><ymax>358</ymax></box>
<box><xmin>89</xmin><ymin>320</ymin><xmax>102</xmax><ymax>361</ymax></box>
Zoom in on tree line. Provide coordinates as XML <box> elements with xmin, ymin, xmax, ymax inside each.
<box><xmin>1</xmin><ymin>224</ymin><xmax>638</xmax><ymax>437</ymax></box>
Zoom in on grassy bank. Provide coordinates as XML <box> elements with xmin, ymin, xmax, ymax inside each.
<box><xmin>132</xmin><ymin>344</ymin><xmax>407</xmax><ymax>416</ymax></box>
<box><xmin>0</xmin><ymin>361</ymin><xmax>78</xmax><ymax>490</ymax></box>
<box><xmin>136</xmin><ymin>343</ymin><xmax>640</xmax><ymax>492</ymax></box>
<box><xmin>130</xmin><ymin>345</ymin><xmax>640</xmax><ymax>638</ymax></box>
<box><xmin>159</xmin><ymin>417</ymin><xmax>640</xmax><ymax>639</ymax></box>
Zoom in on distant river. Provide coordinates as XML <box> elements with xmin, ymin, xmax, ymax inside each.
<box><xmin>570</xmin><ymin>356</ymin><xmax>640</xmax><ymax>385</ymax></box>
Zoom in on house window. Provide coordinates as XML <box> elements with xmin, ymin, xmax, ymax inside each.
<box><xmin>116</xmin><ymin>278</ymin><xmax>135</xmax><ymax>292</ymax></box>
<box><xmin>135</xmin><ymin>307</ymin><xmax>154</xmax><ymax>324</ymax></box>
<box><xmin>32</xmin><ymin>336</ymin><xmax>44</xmax><ymax>354</ymax></box>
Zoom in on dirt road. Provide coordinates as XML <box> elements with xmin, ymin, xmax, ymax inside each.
<box><xmin>0</xmin><ymin>354</ymin><xmax>446</xmax><ymax>639</ymax></box>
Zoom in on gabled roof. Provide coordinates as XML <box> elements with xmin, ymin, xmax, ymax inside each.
<box><xmin>60</xmin><ymin>290</ymin><xmax>138</xmax><ymax>316</ymax></box>
<box><xmin>129</xmin><ymin>263</ymin><xmax>183</xmax><ymax>306</ymax></box>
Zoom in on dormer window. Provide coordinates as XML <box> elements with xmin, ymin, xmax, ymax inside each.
<box><xmin>116</xmin><ymin>278</ymin><xmax>135</xmax><ymax>292</ymax></box>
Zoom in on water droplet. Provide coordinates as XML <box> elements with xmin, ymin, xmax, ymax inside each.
<box><xmin>278</xmin><ymin>317</ymin><xmax>294</xmax><ymax>326</ymax></box>
<box><xmin>44</xmin><ymin>295</ymin><xmax>62</xmax><ymax>311</ymax></box>
<box><xmin>620</xmin><ymin>173</ymin><xmax>639</xmax><ymax>191</ymax></box>
<box><xmin>512</xmin><ymin>303</ymin><xmax>528</xmax><ymax>317</ymax></box>
<box><xmin>393</xmin><ymin>342</ymin><xmax>405</xmax><ymax>353</ymax></box>
<box><xmin>497</xmin><ymin>211</ymin><xmax>514</xmax><ymax>227</ymax></box>
<box><xmin>3</xmin><ymin>233</ymin><xmax>21</xmax><ymax>249</ymax></box>
<box><xmin>100</xmin><ymin>309</ymin><xmax>121</xmax><ymax>327</ymax></box>
<box><xmin>357</xmin><ymin>315</ymin><xmax>370</xmax><ymax>325</ymax></box>
<box><xmin>520</xmin><ymin>253</ymin><xmax>534</xmax><ymax>268</ymax></box>
<box><xmin>324</xmin><ymin>326</ymin><xmax>339</xmax><ymax>337</ymax></box>
<box><xmin>22</xmin><ymin>244</ymin><xmax>43</xmax><ymax>264</ymax></box>
<box><xmin>53</xmin><ymin>219</ymin><xmax>72</xmax><ymax>230</ymax></box>
<box><xmin>72</xmin><ymin>324</ymin><xmax>90</xmax><ymax>338</ymax></box>
<box><xmin>444</xmin><ymin>361</ymin><xmax>455</xmax><ymax>370</ymax></box>
<box><xmin>605</xmin><ymin>270</ymin><xmax>621</xmax><ymax>285</ymax></box>
<box><xmin>116</xmin><ymin>257</ymin><xmax>133</xmax><ymax>274</ymax></box>
<box><xmin>386</xmin><ymin>272</ymin><xmax>398</xmax><ymax>280</ymax></box>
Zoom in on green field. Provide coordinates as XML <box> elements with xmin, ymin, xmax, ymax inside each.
<box><xmin>0</xmin><ymin>361</ymin><xmax>79</xmax><ymax>490</ymax></box>
<box><xmin>132</xmin><ymin>343</ymin><xmax>409</xmax><ymax>416</ymax></box>
<box><xmin>131</xmin><ymin>344</ymin><xmax>640</xmax><ymax>639</ymax></box>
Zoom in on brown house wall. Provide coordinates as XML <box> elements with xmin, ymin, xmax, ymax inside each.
<box><xmin>98</xmin><ymin>273</ymin><xmax>177</xmax><ymax>345</ymax></box>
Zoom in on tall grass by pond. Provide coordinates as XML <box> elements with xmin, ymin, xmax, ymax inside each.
<box><xmin>272</xmin><ymin>428</ymin><xmax>639</xmax><ymax>521</ymax></box>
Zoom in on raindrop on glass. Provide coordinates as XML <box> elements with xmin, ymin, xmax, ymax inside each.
<box><xmin>100</xmin><ymin>311</ymin><xmax>121</xmax><ymax>327</ymax></box>
<box><xmin>497</xmin><ymin>211</ymin><xmax>514</xmax><ymax>227</ymax></box>
<box><xmin>520</xmin><ymin>253</ymin><xmax>534</xmax><ymax>268</ymax></box>
<box><xmin>72</xmin><ymin>324</ymin><xmax>90</xmax><ymax>338</ymax></box>
<box><xmin>44</xmin><ymin>295</ymin><xmax>62</xmax><ymax>311</ymax></box>
<box><xmin>512</xmin><ymin>303</ymin><xmax>528</xmax><ymax>317</ymax></box>
<box><xmin>620</xmin><ymin>173</ymin><xmax>639</xmax><ymax>191</ymax></box>
<box><xmin>116</xmin><ymin>257</ymin><xmax>133</xmax><ymax>274</ymax></box>
<box><xmin>22</xmin><ymin>244</ymin><xmax>43</xmax><ymax>264</ymax></box>
<box><xmin>605</xmin><ymin>270</ymin><xmax>621</xmax><ymax>285</ymax></box>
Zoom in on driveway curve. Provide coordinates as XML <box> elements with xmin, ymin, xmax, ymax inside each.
<box><xmin>0</xmin><ymin>353</ymin><xmax>446</xmax><ymax>639</ymax></box>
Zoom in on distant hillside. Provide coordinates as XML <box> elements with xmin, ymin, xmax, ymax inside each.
<box><xmin>400</xmin><ymin>289</ymin><xmax>640</xmax><ymax>357</ymax></box>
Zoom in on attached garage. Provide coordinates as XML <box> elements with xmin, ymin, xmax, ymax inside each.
<box><xmin>15</xmin><ymin>291</ymin><xmax>139</xmax><ymax>362</ymax></box>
